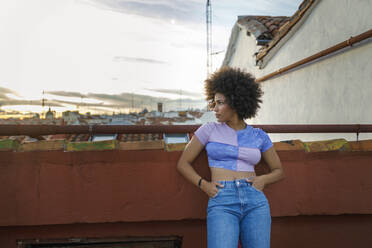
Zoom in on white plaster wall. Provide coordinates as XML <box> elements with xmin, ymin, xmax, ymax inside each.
<box><xmin>262</xmin><ymin>0</ymin><xmax>372</xmax><ymax>74</ymax></box>
<box><xmin>229</xmin><ymin>28</ymin><xmax>261</xmax><ymax>74</ymax></box>
<box><xmin>227</xmin><ymin>0</ymin><xmax>372</xmax><ymax>142</ymax></box>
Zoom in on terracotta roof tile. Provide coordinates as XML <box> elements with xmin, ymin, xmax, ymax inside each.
<box><xmin>68</xmin><ymin>134</ymin><xmax>91</xmax><ymax>142</ymax></box>
<box><xmin>256</xmin><ymin>0</ymin><xmax>317</xmax><ymax>64</ymax></box>
<box><xmin>233</xmin><ymin>0</ymin><xmax>317</xmax><ymax>67</ymax></box>
<box><xmin>48</xmin><ymin>134</ymin><xmax>68</xmax><ymax>140</ymax></box>
<box><xmin>237</xmin><ymin>16</ymin><xmax>290</xmax><ymax>40</ymax></box>
<box><xmin>118</xmin><ymin>133</ymin><xmax>161</xmax><ymax>142</ymax></box>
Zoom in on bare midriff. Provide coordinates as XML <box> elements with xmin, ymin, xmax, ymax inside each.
<box><xmin>211</xmin><ymin>167</ymin><xmax>256</xmax><ymax>181</ymax></box>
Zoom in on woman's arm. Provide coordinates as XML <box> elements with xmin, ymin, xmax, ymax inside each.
<box><xmin>177</xmin><ymin>135</ymin><xmax>205</xmax><ymax>186</ymax></box>
<box><xmin>247</xmin><ymin>146</ymin><xmax>285</xmax><ymax>190</ymax></box>
<box><xmin>177</xmin><ymin>136</ymin><xmax>221</xmax><ymax>197</ymax></box>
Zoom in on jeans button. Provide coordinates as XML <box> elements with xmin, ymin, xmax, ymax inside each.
<box><xmin>236</xmin><ymin>181</ymin><xmax>240</xmax><ymax>186</ymax></box>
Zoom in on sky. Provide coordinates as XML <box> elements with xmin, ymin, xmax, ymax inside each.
<box><xmin>0</xmin><ymin>0</ymin><xmax>302</xmax><ymax>116</ymax></box>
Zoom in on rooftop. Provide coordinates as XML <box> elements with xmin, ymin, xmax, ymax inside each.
<box><xmin>256</xmin><ymin>0</ymin><xmax>317</xmax><ymax>63</ymax></box>
<box><xmin>1</xmin><ymin>124</ymin><xmax>372</xmax><ymax>153</ymax></box>
<box><xmin>237</xmin><ymin>15</ymin><xmax>290</xmax><ymax>41</ymax></box>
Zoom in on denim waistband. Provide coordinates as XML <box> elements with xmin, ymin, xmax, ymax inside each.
<box><xmin>216</xmin><ymin>178</ymin><xmax>254</xmax><ymax>188</ymax></box>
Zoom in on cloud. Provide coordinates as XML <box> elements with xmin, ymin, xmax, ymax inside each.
<box><xmin>50</xmin><ymin>91</ymin><xmax>206</xmax><ymax>111</ymax></box>
<box><xmin>38</xmin><ymin>91</ymin><xmax>166</xmax><ymax>108</ymax></box>
<box><xmin>83</xmin><ymin>0</ymin><xmax>302</xmax><ymax>26</ymax></box>
<box><xmin>0</xmin><ymin>94</ymin><xmax>9</xmax><ymax>100</ymax></box>
<box><xmin>45</xmin><ymin>91</ymin><xmax>88</xmax><ymax>98</ymax></box>
<box><xmin>161</xmin><ymin>97</ymin><xmax>207</xmax><ymax>111</ymax></box>
<box><xmin>145</xmin><ymin>88</ymin><xmax>203</xmax><ymax>98</ymax></box>
<box><xmin>87</xmin><ymin>92</ymin><xmax>133</xmax><ymax>104</ymax></box>
<box><xmin>0</xmin><ymin>88</ymin><xmax>207</xmax><ymax>113</ymax></box>
<box><xmin>0</xmin><ymin>86</ymin><xmax>21</xmax><ymax>100</ymax></box>
<box><xmin>0</xmin><ymin>99</ymin><xmax>64</xmax><ymax>107</ymax></box>
<box><xmin>87</xmin><ymin>92</ymin><xmax>166</xmax><ymax>106</ymax></box>
<box><xmin>113</xmin><ymin>56</ymin><xmax>168</xmax><ymax>64</ymax></box>
<box><xmin>0</xmin><ymin>87</ymin><xmax>64</xmax><ymax>107</ymax></box>
<box><xmin>80</xmin><ymin>0</ymin><xmax>203</xmax><ymax>23</ymax></box>
<box><xmin>0</xmin><ymin>110</ymin><xmax>22</xmax><ymax>115</ymax></box>
<box><xmin>165</xmin><ymin>97</ymin><xmax>205</xmax><ymax>104</ymax></box>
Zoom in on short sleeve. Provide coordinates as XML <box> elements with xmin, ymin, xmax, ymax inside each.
<box><xmin>194</xmin><ymin>122</ymin><xmax>215</xmax><ymax>146</ymax></box>
<box><xmin>259</xmin><ymin>129</ymin><xmax>273</xmax><ymax>152</ymax></box>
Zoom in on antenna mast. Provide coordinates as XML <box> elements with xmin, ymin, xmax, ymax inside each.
<box><xmin>42</xmin><ymin>90</ymin><xmax>46</xmax><ymax>118</ymax></box>
<box><xmin>206</xmin><ymin>0</ymin><xmax>212</xmax><ymax>76</ymax></box>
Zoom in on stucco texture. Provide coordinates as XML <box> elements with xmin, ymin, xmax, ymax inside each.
<box><xmin>226</xmin><ymin>0</ymin><xmax>372</xmax><ymax>142</ymax></box>
<box><xmin>1</xmin><ymin>148</ymin><xmax>372</xmax><ymax>247</ymax></box>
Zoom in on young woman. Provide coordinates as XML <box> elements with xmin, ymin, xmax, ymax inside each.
<box><xmin>177</xmin><ymin>67</ymin><xmax>284</xmax><ymax>248</ymax></box>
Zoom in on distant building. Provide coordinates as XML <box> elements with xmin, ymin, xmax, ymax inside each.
<box><xmin>199</xmin><ymin>111</ymin><xmax>217</xmax><ymax>124</ymax></box>
<box><xmin>178</xmin><ymin>111</ymin><xmax>187</xmax><ymax>117</ymax></box>
<box><xmin>85</xmin><ymin>118</ymin><xmax>110</xmax><ymax>125</ymax></box>
<box><xmin>45</xmin><ymin>107</ymin><xmax>55</xmax><ymax>120</ymax></box>
<box><xmin>139</xmin><ymin>108</ymin><xmax>149</xmax><ymax>116</ymax></box>
<box><xmin>163</xmin><ymin>111</ymin><xmax>179</xmax><ymax>119</ymax></box>
<box><xmin>110</xmin><ymin>115</ymin><xmax>136</xmax><ymax>125</ymax></box>
<box><xmin>157</xmin><ymin>102</ymin><xmax>163</xmax><ymax>112</ymax></box>
<box><xmin>145</xmin><ymin>111</ymin><xmax>162</xmax><ymax>118</ymax></box>
<box><xmin>62</xmin><ymin>111</ymin><xmax>80</xmax><ymax>125</ymax></box>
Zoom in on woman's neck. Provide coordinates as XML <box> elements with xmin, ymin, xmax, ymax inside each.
<box><xmin>225</xmin><ymin>118</ymin><xmax>246</xmax><ymax>131</ymax></box>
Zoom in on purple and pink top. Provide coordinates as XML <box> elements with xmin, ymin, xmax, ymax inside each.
<box><xmin>194</xmin><ymin>122</ymin><xmax>273</xmax><ymax>172</ymax></box>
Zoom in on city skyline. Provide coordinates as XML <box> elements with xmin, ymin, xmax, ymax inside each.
<box><xmin>0</xmin><ymin>0</ymin><xmax>302</xmax><ymax>116</ymax></box>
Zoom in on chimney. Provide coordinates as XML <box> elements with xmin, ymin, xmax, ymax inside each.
<box><xmin>157</xmin><ymin>102</ymin><xmax>163</xmax><ymax>112</ymax></box>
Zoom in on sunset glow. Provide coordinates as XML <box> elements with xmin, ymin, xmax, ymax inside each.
<box><xmin>0</xmin><ymin>0</ymin><xmax>302</xmax><ymax>116</ymax></box>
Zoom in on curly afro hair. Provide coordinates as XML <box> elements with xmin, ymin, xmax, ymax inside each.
<box><xmin>204</xmin><ymin>67</ymin><xmax>263</xmax><ymax>120</ymax></box>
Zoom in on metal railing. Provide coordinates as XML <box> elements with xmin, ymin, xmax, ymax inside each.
<box><xmin>256</xmin><ymin>29</ymin><xmax>372</xmax><ymax>83</ymax></box>
<box><xmin>1</xmin><ymin>124</ymin><xmax>371</xmax><ymax>136</ymax></box>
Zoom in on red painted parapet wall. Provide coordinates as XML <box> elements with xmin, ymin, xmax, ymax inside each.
<box><xmin>1</xmin><ymin>148</ymin><xmax>372</xmax><ymax>247</ymax></box>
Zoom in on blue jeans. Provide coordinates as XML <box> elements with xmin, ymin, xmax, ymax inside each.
<box><xmin>207</xmin><ymin>179</ymin><xmax>271</xmax><ymax>248</ymax></box>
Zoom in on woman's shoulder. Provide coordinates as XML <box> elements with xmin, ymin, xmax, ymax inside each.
<box><xmin>195</xmin><ymin>121</ymin><xmax>219</xmax><ymax>133</ymax></box>
<box><xmin>251</xmin><ymin>126</ymin><xmax>270</xmax><ymax>137</ymax></box>
<box><xmin>199</xmin><ymin>121</ymin><xmax>219</xmax><ymax>128</ymax></box>
<box><xmin>194</xmin><ymin>121</ymin><xmax>219</xmax><ymax>146</ymax></box>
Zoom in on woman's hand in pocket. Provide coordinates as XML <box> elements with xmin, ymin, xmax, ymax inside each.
<box><xmin>246</xmin><ymin>176</ymin><xmax>266</xmax><ymax>191</ymax></box>
<box><xmin>201</xmin><ymin>180</ymin><xmax>224</xmax><ymax>198</ymax></box>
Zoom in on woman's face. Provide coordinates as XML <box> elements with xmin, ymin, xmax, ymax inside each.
<box><xmin>212</xmin><ymin>93</ymin><xmax>236</xmax><ymax>122</ymax></box>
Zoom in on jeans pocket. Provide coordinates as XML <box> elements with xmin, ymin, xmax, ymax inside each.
<box><xmin>251</xmin><ymin>185</ymin><xmax>263</xmax><ymax>193</ymax></box>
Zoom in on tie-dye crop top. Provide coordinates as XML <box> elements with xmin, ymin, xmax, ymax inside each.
<box><xmin>194</xmin><ymin>122</ymin><xmax>273</xmax><ymax>172</ymax></box>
